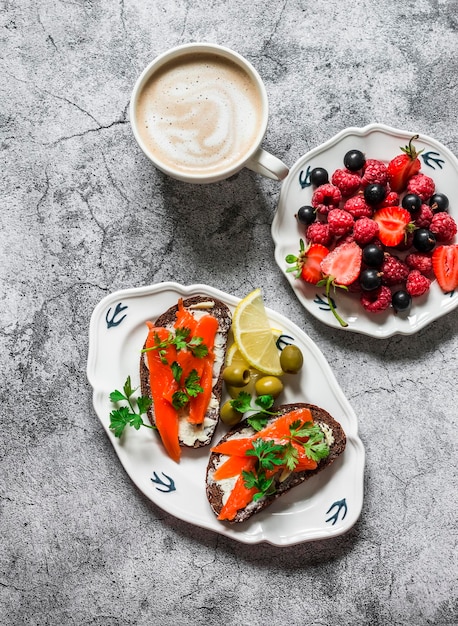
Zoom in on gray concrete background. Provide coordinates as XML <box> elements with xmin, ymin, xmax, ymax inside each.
<box><xmin>1</xmin><ymin>1</ymin><xmax>457</xmax><ymax>624</ymax></box>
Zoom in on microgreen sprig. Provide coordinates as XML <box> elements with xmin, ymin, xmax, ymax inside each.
<box><xmin>109</xmin><ymin>376</ymin><xmax>154</xmax><ymax>437</ymax></box>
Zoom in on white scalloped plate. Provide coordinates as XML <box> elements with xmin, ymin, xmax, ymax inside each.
<box><xmin>272</xmin><ymin>123</ymin><xmax>458</xmax><ymax>337</ymax></box>
<box><xmin>87</xmin><ymin>282</ymin><xmax>365</xmax><ymax>546</ymax></box>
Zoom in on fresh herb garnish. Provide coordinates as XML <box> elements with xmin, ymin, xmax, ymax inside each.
<box><xmin>171</xmin><ymin>367</ymin><xmax>204</xmax><ymax>410</ymax></box>
<box><xmin>241</xmin><ymin>418</ymin><xmax>331</xmax><ymax>501</ymax></box>
<box><xmin>242</xmin><ymin>468</ymin><xmax>276</xmax><ymax>501</ymax></box>
<box><xmin>141</xmin><ymin>326</ymin><xmax>208</xmax><ymax>409</ymax></box>
<box><xmin>242</xmin><ymin>439</ymin><xmax>284</xmax><ymax>501</ymax></box>
<box><xmin>141</xmin><ymin>327</ymin><xmax>209</xmax><ymax>364</ymax></box>
<box><xmin>288</xmin><ymin>419</ymin><xmax>330</xmax><ymax>462</ymax></box>
<box><xmin>229</xmin><ymin>392</ymin><xmax>279</xmax><ymax>431</ymax></box>
<box><xmin>109</xmin><ymin>376</ymin><xmax>154</xmax><ymax>437</ymax></box>
<box><xmin>245</xmin><ymin>438</ymin><xmax>286</xmax><ymax>470</ymax></box>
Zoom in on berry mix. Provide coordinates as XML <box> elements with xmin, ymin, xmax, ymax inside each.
<box><xmin>286</xmin><ymin>136</ymin><xmax>458</xmax><ymax>327</ymax></box>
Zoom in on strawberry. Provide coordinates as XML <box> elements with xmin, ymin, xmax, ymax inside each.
<box><xmin>432</xmin><ymin>245</ymin><xmax>458</xmax><ymax>293</ymax></box>
<box><xmin>320</xmin><ymin>241</ymin><xmax>362</xmax><ymax>285</ymax></box>
<box><xmin>373</xmin><ymin>206</ymin><xmax>413</xmax><ymax>247</ymax></box>
<box><xmin>285</xmin><ymin>239</ymin><xmax>329</xmax><ymax>284</ymax></box>
<box><xmin>386</xmin><ymin>135</ymin><xmax>423</xmax><ymax>192</ymax></box>
<box><xmin>318</xmin><ymin>241</ymin><xmax>362</xmax><ymax>328</ymax></box>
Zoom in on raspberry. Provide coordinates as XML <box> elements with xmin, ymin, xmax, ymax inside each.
<box><xmin>311</xmin><ymin>183</ymin><xmax>342</xmax><ymax>215</ymax></box>
<box><xmin>361</xmin><ymin>159</ymin><xmax>388</xmax><ymax>186</ymax></box>
<box><xmin>335</xmin><ymin>233</ymin><xmax>355</xmax><ymax>246</ymax></box>
<box><xmin>306</xmin><ymin>222</ymin><xmax>332</xmax><ymax>246</ymax></box>
<box><xmin>327</xmin><ymin>209</ymin><xmax>354</xmax><ymax>237</ymax></box>
<box><xmin>429</xmin><ymin>212</ymin><xmax>457</xmax><ymax>243</ymax></box>
<box><xmin>360</xmin><ymin>285</ymin><xmax>392</xmax><ymax>312</ymax></box>
<box><xmin>380</xmin><ymin>191</ymin><xmax>400</xmax><ymax>207</ymax></box>
<box><xmin>353</xmin><ymin>217</ymin><xmax>379</xmax><ymax>245</ymax></box>
<box><xmin>381</xmin><ymin>254</ymin><xmax>409</xmax><ymax>285</ymax></box>
<box><xmin>331</xmin><ymin>168</ymin><xmax>361</xmax><ymax>198</ymax></box>
<box><xmin>405</xmin><ymin>252</ymin><xmax>433</xmax><ymax>275</ymax></box>
<box><xmin>343</xmin><ymin>195</ymin><xmax>372</xmax><ymax>218</ymax></box>
<box><xmin>413</xmin><ymin>204</ymin><xmax>434</xmax><ymax>228</ymax></box>
<box><xmin>406</xmin><ymin>270</ymin><xmax>431</xmax><ymax>296</ymax></box>
<box><xmin>406</xmin><ymin>173</ymin><xmax>435</xmax><ymax>201</ymax></box>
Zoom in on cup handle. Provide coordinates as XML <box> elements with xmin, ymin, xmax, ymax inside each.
<box><xmin>246</xmin><ymin>147</ymin><xmax>289</xmax><ymax>181</ymax></box>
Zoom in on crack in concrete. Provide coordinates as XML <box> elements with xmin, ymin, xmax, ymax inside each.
<box><xmin>119</xmin><ymin>0</ymin><xmax>127</xmax><ymax>36</ymax></box>
<box><xmin>47</xmin><ymin>117</ymin><xmax>129</xmax><ymax>147</ymax></box>
<box><xmin>3</xmin><ymin>69</ymin><xmax>130</xmax><ymax>145</ymax></box>
<box><xmin>44</xmin><ymin>90</ymin><xmax>103</xmax><ymax>127</ymax></box>
<box><xmin>264</xmin><ymin>0</ymin><xmax>289</xmax><ymax>48</ymax></box>
<box><xmin>100</xmin><ymin>150</ymin><xmax>130</xmax><ymax>203</ymax></box>
<box><xmin>76</xmin><ymin>191</ymin><xmax>106</xmax><ymax>277</ymax></box>
<box><xmin>36</xmin><ymin>167</ymin><xmax>50</xmax><ymax>224</ymax></box>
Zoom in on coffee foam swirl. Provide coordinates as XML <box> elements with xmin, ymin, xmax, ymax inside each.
<box><xmin>135</xmin><ymin>54</ymin><xmax>264</xmax><ymax>175</ymax></box>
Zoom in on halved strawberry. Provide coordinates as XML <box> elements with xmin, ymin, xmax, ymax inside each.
<box><xmin>316</xmin><ymin>241</ymin><xmax>363</xmax><ymax>328</ymax></box>
<box><xmin>285</xmin><ymin>239</ymin><xmax>329</xmax><ymax>284</ymax></box>
<box><xmin>432</xmin><ymin>245</ymin><xmax>458</xmax><ymax>293</ymax></box>
<box><xmin>373</xmin><ymin>206</ymin><xmax>413</xmax><ymax>247</ymax></box>
<box><xmin>320</xmin><ymin>241</ymin><xmax>362</xmax><ymax>285</ymax></box>
<box><xmin>387</xmin><ymin>135</ymin><xmax>423</xmax><ymax>192</ymax></box>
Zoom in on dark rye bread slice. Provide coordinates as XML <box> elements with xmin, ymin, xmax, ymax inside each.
<box><xmin>140</xmin><ymin>295</ymin><xmax>232</xmax><ymax>448</ymax></box>
<box><xmin>206</xmin><ymin>402</ymin><xmax>346</xmax><ymax>523</ymax></box>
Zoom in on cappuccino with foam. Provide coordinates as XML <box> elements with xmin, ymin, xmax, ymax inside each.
<box><xmin>135</xmin><ymin>53</ymin><xmax>263</xmax><ymax>178</ymax></box>
<box><xmin>130</xmin><ymin>44</ymin><xmax>288</xmax><ymax>183</ymax></box>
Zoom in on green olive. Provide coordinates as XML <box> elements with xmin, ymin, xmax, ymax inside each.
<box><xmin>220</xmin><ymin>401</ymin><xmax>243</xmax><ymax>427</ymax></box>
<box><xmin>254</xmin><ymin>376</ymin><xmax>284</xmax><ymax>398</ymax></box>
<box><xmin>280</xmin><ymin>344</ymin><xmax>304</xmax><ymax>374</ymax></box>
<box><xmin>222</xmin><ymin>364</ymin><xmax>251</xmax><ymax>387</ymax></box>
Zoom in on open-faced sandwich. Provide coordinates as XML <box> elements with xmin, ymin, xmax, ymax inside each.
<box><xmin>140</xmin><ymin>295</ymin><xmax>232</xmax><ymax>462</ymax></box>
<box><xmin>206</xmin><ymin>402</ymin><xmax>346</xmax><ymax>523</ymax></box>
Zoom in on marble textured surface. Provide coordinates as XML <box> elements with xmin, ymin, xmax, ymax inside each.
<box><xmin>1</xmin><ymin>1</ymin><xmax>457</xmax><ymax>624</ymax></box>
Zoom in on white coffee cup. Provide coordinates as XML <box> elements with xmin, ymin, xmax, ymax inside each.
<box><xmin>129</xmin><ymin>43</ymin><xmax>289</xmax><ymax>184</ymax></box>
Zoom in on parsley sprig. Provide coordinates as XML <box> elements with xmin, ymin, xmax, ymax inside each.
<box><xmin>170</xmin><ymin>363</ymin><xmax>203</xmax><ymax>410</ymax></box>
<box><xmin>109</xmin><ymin>376</ymin><xmax>154</xmax><ymax>437</ymax></box>
<box><xmin>243</xmin><ymin>439</ymin><xmax>285</xmax><ymax>501</ymax></box>
<box><xmin>229</xmin><ymin>391</ymin><xmax>279</xmax><ymax>431</ymax></box>
<box><xmin>288</xmin><ymin>420</ymin><xmax>330</xmax><ymax>462</ymax></box>
<box><xmin>141</xmin><ymin>327</ymin><xmax>208</xmax><ymax>364</ymax></box>
<box><xmin>241</xmin><ymin>418</ymin><xmax>331</xmax><ymax>501</ymax></box>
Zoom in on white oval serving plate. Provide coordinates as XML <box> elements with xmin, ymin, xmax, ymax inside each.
<box><xmin>87</xmin><ymin>282</ymin><xmax>365</xmax><ymax>546</ymax></box>
<box><xmin>272</xmin><ymin>123</ymin><xmax>458</xmax><ymax>337</ymax></box>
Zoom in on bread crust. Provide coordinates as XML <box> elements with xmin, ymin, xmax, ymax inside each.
<box><xmin>140</xmin><ymin>295</ymin><xmax>232</xmax><ymax>448</ymax></box>
<box><xmin>206</xmin><ymin>403</ymin><xmax>346</xmax><ymax>523</ymax></box>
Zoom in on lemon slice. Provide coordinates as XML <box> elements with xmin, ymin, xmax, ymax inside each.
<box><xmin>232</xmin><ymin>288</ymin><xmax>283</xmax><ymax>376</ymax></box>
